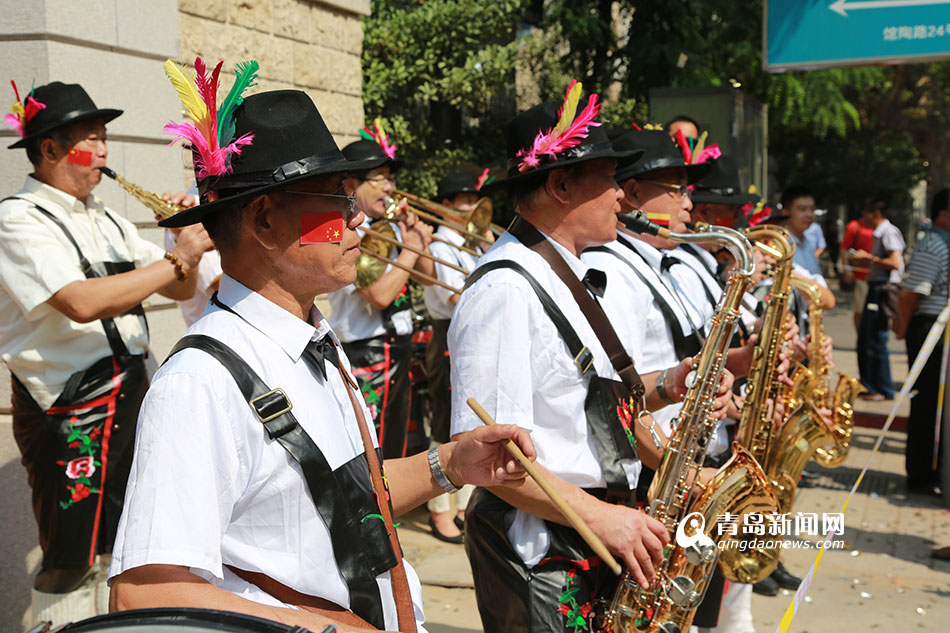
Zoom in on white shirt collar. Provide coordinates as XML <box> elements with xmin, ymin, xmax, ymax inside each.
<box><xmin>621</xmin><ymin>234</ymin><xmax>663</xmax><ymax>269</ymax></box>
<box><xmin>23</xmin><ymin>174</ymin><xmax>103</xmax><ymax>215</ymax></box>
<box><xmin>215</xmin><ymin>274</ymin><xmax>331</xmax><ymax>363</ymax></box>
<box><xmin>435</xmin><ymin>223</ymin><xmax>466</xmax><ymax>244</ymax></box>
<box><xmin>872</xmin><ymin>218</ymin><xmax>893</xmax><ymax>237</ymax></box>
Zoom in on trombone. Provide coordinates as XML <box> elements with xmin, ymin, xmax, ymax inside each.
<box><xmin>395</xmin><ymin>188</ymin><xmax>505</xmax><ymax>238</ymax></box>
<box><xmin>388</xmin><ymin>189</ymin><xmax>500</xmax><ymax>249</ymax></box>
<box><xmin>355</xmin><ymin>221</ymin><xmax>464</xmax><ymax>295</ymax></box>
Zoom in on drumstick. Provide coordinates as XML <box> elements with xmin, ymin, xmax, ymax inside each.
<box><xmin>466</xmin><ymin>397</ymin><xmax>622</xmax><ymax>576</ymax></box>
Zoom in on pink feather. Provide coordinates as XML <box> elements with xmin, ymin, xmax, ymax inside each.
<box><xmin>4</xmin><ymin>113</ymin><xmax>22</xmax><ymax>136</ymax></box>
<box><xmin>164</xmin><ymin>120</ymin><xmax>253</xmax><ymax>181</ymax></box>
<box><xmin>516</xmin><ymin>93</ymin><xmax>602</xmax><ymax>173</ymax></box>
<box><xmin>693</xmin><ymin>143</ymin><xmax>721</xmax><ymax>164</ymax></box>
<box><xmin>476</xmin><ymin>167</ymin><xmax>490</xmax><ymax>191</ymax></box>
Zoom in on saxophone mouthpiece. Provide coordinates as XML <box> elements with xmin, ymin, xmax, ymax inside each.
<box><xmin>618</xmin><ymin>211</ymin><xmax>671</xmax><ymax>239</ymax></box>
<box><xmin>99</xmin><ymin>167</ymin><xmax>117</xmax><ymax>179</ymax></box>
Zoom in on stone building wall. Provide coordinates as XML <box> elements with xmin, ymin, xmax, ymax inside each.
<box><xmin>178</xmin><ymin>0</ymin><xmax>369</xmax><ymax>148</ymax></box>
<box><xmin>0</xmin><ymin>0</ymin><xmax>370</xmax><ymax>412</ymax></box>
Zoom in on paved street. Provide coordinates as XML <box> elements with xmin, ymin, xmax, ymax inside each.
<box><xmin>1</xmin><ymin>290</ymin><xmax>947</xmax><ymax>631</ymax></box>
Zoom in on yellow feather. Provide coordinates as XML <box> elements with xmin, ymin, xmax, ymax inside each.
<box><xmin>10</xmin><ymin>102</ymin><xmax>24</xmax><ymax>117</ymax></box>
<box><xmin>163</xmin><ymin>59</ymin><xmax>208</xmax><ymax>123</ymax></box>
<box><xmin>691</xmin><ymin>131</ymin><xmax>709</xmax><ymax>163</ymax></box>
<box><xmin>553</xmin><ymin>81</ymin><xmax>582</xmax><ymax>136</ymax></box>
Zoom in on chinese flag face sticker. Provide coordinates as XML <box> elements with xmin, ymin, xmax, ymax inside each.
<box><xmin>301</xmin><ymin>212</ymin><xmax>345</xmax><ymax>244</ymax></box>
<box><xmin>646</xmin><ymin>211</ymin><xmax>671</xmax><ymax>228</ymax></box>
<box><xmin>67</xmin><ymin>148</ymin><xmax>93</xmax><ymax>166</ymax></box>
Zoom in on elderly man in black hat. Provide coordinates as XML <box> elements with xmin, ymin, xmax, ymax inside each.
<box><xmin>108</xmin><ymin>87</ymin><xmax>536</xmax><ymax>633</ymax></box>
<box><xmin>446</xmin><ymin>85</ymin><xmax>742</xmax><ymax>633</ymax></box>
<box><xmin>328</xmin><ymin>137</ymin><xmax>435</xmax><ymax>460</ymax></box>
<box><xmin>0</xmin><ymin>81</ymin><xmax>211</xmax><ymax>623</ymax></box>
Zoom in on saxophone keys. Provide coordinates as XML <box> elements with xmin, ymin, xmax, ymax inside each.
<box><xmin>637</xmin><ymin>411</ymin><xmax>664</xmax><ymax>450</ymax></box>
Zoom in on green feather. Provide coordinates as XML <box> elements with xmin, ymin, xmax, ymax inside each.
<box><xmin>217</xmin><ymin>60</ymin><xmax>260</xmax><ymax>146</ymax></box>
<box><xmin>360</xmin><ymin>129</ymin><xmax>375</xmax><ymax>141</ymax></box>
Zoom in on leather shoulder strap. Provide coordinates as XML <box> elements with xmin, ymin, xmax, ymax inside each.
<box><xmin>464</xmin><ymin>259</ymin><xmax>597</xmax><ymax>379</ymax></box>
<box><xmin>587</xmin><ymin>244</ymin><xmax>703</xmax><ymax>360</ymax></box>
<box><xmin>508</xmin><ymin>217</ymin><xmax>644</xmax><ymax>399</ymax></box>
<box><xmin>166</xmin><ymin>334</ymin><xmax>393</xmax><ymax>629</ymax></box>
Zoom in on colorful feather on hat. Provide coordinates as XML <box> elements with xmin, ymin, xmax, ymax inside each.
<box><xmin>516</xmin><ymin>80</ymin><xmax>602</xmax><ymax>173</ymax></box>
<box><xmin>360</xmin><ymin>118</ymin><xmax>397</xmax><ymax>160</ymax></box>
<box><xmin>475</xmin><ymin>167</ymin><xmax>493</xmax><ymax>191</ymax></box>
<box><xmin>5</xmin><ymin>80</ymin><xmax>46</xmax><ymax>138</ymax></box>
<box><xmin>162</xmin><ymin>57</ymin><xmax>256</xmax><ymax>181</ymax></box>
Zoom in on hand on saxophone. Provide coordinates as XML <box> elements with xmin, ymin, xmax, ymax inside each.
<box><xmin>586</xmin><ymin>504</ymin><xmax>668</xmax><ymax>589</ymax></box>
<box><xmin>160</xmin><ymin>190</ymin><xmax>200</xmax><ymax>238</ymax></box>
<box><xmin>161</xmin><ymin>190</ymin><xmax>199</xmax><ymax>210</ymax></box>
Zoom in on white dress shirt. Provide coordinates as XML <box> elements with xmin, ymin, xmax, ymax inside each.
<box><xmin>329</xmin><ymin>219</ymin><xmax>413</xmax><ymax>341</ymax></box>
<box><xmin>110</xmin><ymin>275</ymin><xmax>425</xmax><ymax>630</ymax></box>
<box><xmin>583</xmin><ymin>238</ymin><xmax>693</xmax><ymax>437</ymax></box>
<box><xmin>422</xmin><ymin>225</ymin><xmax>481</xmax><ymax>320</ymax></box>
<box><xmin>449</xmin><ymin>230</ymin><xmax>643</xmax><ymax>566</ymax></box>
<box><xmin>0</xmin><ymin>176</ymin><xmax>164</xmax><ymax>409</ymax></box>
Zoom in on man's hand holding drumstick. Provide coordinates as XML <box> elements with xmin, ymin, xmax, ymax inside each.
<box><xmin>465</xmin><ymin>398</ymin><xmax>669</xmax><ymax>587</ymax></box>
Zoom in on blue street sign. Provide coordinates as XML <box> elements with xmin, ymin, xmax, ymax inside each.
<box><xmin>765</xmin><ymin>0</ymin><xmax>950</xmax><ymax>71</ymax></box>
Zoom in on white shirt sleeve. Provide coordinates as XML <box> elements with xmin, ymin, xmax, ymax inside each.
<box><xmin>448</xmin><ymin>278</ymin><xmax>539</xmax><ymax>438</ymax></box>
<box><xmin>113</xmin><ymin>213</ymin><xmax>165</xmax><ymax>268</ymax></box>
<box><xmin>0</xmin><ymin>203</ymin><xmax>86</xmax><ymax>315</ymax></box>
<box><xmin>111</xmin><ymin>365</ymin><xmax>245</xmax><ymax>579</ymax></box>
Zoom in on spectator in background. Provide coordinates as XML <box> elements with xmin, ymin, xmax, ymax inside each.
<box><xmin>851</xmin><ymin>198</ymin><xmax>905</xmax><ymax>400</ymax></box>
<box><xmin>780</xmin><ymin>185</ymin><xmax>823</xmax><ymax>276</ymax></box>
<box><xmin>665</xmin><ymin>114</ymin><xmax>700</xmax><ymax>145</ymax></box>
<box><xmin>840</xmin><ymin>202</ymin><xmax>877</xmax><ymax>330</ymax></box>
<box><xmin>894</xmin><ymin>188</ymin><xmax>948</xmax><ymax>497</ymax></box>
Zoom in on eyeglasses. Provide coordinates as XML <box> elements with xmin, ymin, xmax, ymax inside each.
<box><xmin>641</xmin><ymin>180</ymin><xmax>692</xmax><ymax>200</ymax></box>
<box><xmin>285</xmin><ymin>191</ymin><xmax>359</xmax><ymax>221</ymax></box>
<box><xmin>362</xmin><ymin>174</ymin><xmax>391</xmax><ymax>187</ymax></box>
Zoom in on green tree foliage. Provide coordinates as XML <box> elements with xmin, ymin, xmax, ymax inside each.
<box><xmin>362</xmin><ymin>0</ymin><xmax>942</xmax><ymax>210</ymax></box>
<box><xmin>361</xmin><ymin>0</ymin><xmax>528</xmax><ymax>196</ymax></box>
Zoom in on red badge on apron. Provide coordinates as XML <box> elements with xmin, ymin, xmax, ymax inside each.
<box><xmin>301</xmin><ymin>212</ymin><xmax>345</xmax><ymax>244</ymax></box>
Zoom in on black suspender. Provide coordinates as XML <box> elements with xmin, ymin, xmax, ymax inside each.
<box><xmin>166</xmin><ymin>332</ymin><xmax>396</xmax><ymax>629</ymax></box>
<box><xmin>2</xmin><ymin>196</ymin><xmax>140</xmax><ymax>362</ymax></box>
<box><xmin>587</xmin><ymin>242</ymin><xmax>704</xmax><ymax>360</ymax></box>
<box><xmin>464</xmin><ymin>260</ymin><xmax>597</xmax><ymax>379</ymax></box>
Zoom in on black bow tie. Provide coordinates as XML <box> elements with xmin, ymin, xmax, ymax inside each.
<box><xmin>660</xmin><ymin>255</ymin><xmax>680</xmax><ymax>272</ymax></box>
<box><xmin>582</xmin><ymin>269</ymin><xmax>607</xmax><ymax>298</ymax></box>
<box><xmin>303</xmin><ymin>334</ymin><xmax>341</xmax><ymax>381</ymax></box>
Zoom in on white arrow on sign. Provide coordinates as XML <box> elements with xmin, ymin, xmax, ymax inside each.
<box><xmin>830</xmin><ymin>0</ymin><xmax>950</xmax><ymax>17</ymax></box>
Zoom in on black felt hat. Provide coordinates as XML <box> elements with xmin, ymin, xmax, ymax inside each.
<box><xmin>8</xmin><ymin>82</ymin><xmax>122</xmax><ymax>149</ymax></box>
<box><xmin>436</xmin><ymin>172</ymin><xmax>478</xmax><ymax>201</ymax></box>
<box><xmin>690</xmin><ymin>156</ymin><xmax>760</xmax><ymax>206</ymax></box>
<box><xmin>160</xmin><ymin>90</ymin><xmax>379</xmax><ymax>228</ymax></box>
<box><xmin>341</xmin><ymin>138</ymin><xmax>403</xmax><ymax>173</ymax></box>
<box><xmin>612</xmin><ymin>130</ymin><xmax>711</xmax><ymax>184</ymax></box>
<box><xmin>482</xmin><ymin>99</ymin><xmax>641</xmax><ymax>194</ymax></box>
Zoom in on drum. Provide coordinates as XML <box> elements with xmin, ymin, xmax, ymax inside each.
<box><xmin>37</xmin><ymin>608</ymin><xmax>335</xmax><ymax>633</ymax></box>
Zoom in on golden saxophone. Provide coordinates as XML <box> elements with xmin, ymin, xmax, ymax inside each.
<box><xmin>716</xmin><ymin>225</ymin><xmax>796</xmax><ymax>585</ymax></box>
<box><xmin>99</xmin><ymin>167</ymin><xmax>185</xmax><ymax>219</ymax></box>
<box><xmin>785</xmin><ymin>277</ymin><xmax>866</xmax><ymax>469</ymax></box>
<box><xmin>597</xmin><ymin>217</ymin><xmax>777</xmax><ymax>633</ymax></box>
